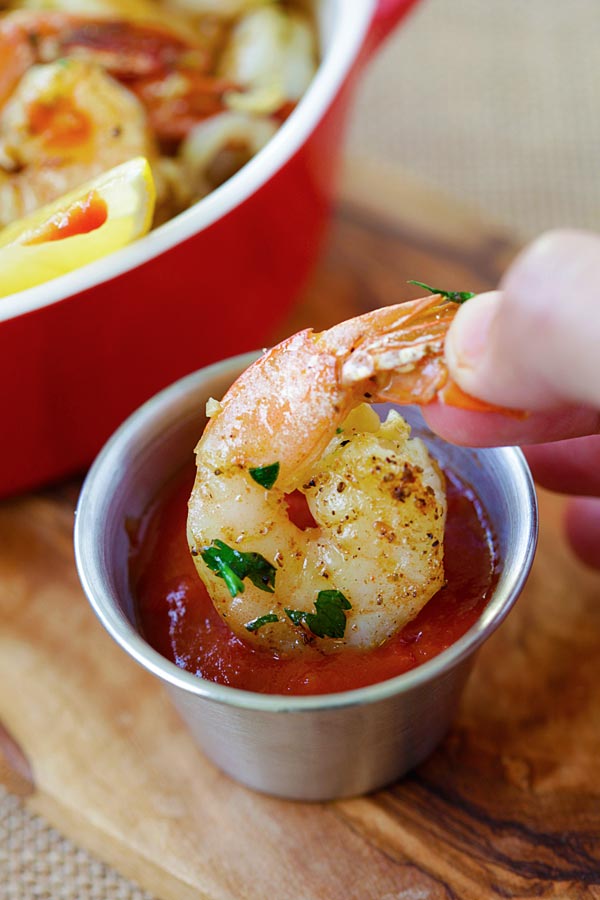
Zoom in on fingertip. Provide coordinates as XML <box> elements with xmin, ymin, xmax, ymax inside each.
<box><xmin>424</xmin><ymin>403</ymin><xmax>600</xmax><ymax>448</ymax></box>
<box><xmin>501</xmin><ymin>228</ymin><xmax>600</xmax><ymax>299</ymax></box>
<box><xmin>497</xmin><ymin>228</ymin><xmax>600</xmax><ymax>409</ymax></box>
<box><xmin>522</xmin><ymin>434</ymin><xmax>600</xmax><ymax>494</ymax></box>
<box><xmin>445</xmin><ymin>291</ymin><xmax>504</xmax><ymax>403</ymax></box>
<box><xmin>422</xmin><ymin>401</ymin><xmax>524</xmax><ymax>447</ymax></box>
<box><xmin>564</xmin><ymin>496</ymin><xmax>600</xmax><ymax>570</ymax></box>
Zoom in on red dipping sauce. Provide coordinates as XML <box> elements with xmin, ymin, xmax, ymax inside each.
<box><xmin>131</xmin><ymin>465</ymin><xmax>499</xmax><ymax>695</ymax></box>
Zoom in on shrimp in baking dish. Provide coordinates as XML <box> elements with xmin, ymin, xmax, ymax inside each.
<box><xmin>218</xmin><ymin>5</ymin><xmax>317</xmax><ymax>116</ymax></box>
<box><xmin>0</xmin><ymin>10</ymin><xmax>231</xmax><ymax>141</ymax></box>
<box><xmin>0</xmin><ymin>8</ymin><xmax>226</xmax><ymax>222</ymax></box>
<box><xmin>0</xmin><ymin>57</ymin><xmax>157</xmax><ymax>225</ymax></box>
<box><xmin>188</xmin><ymin>293</ymin><xmax>490</xmax><ymax>656</ymax></box>
<box><xmin>0</xmin><ymin>5</ymin><xmax>316</xmax><ymax>219</ymax></box>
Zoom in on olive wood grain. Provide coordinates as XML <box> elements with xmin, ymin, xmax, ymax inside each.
<box><xmin>1</xmin><ymin>160</ymin><xmax>598</xmax><ymax>900</ymax></box>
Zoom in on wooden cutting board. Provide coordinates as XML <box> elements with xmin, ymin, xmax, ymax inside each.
<box><xmin>2</xmin><ymin>160</ymin><xmax>599</xmax><ymax>900</ymax></box>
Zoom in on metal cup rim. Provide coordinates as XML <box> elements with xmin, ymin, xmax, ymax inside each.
<box><xmin>75</xmin><ymin>351</ymin><xmax>538</xmax><ymax>714</ymax></box>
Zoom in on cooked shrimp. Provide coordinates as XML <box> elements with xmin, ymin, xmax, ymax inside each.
<box><xmin>219</xmin><ymin>5</ymin><xmax>317</xmax><ymax>116</ymax></box>
<box><xmin>0</xmin><ymin>10</ymin><xmax>230</xmax><ymax>140</ymax></box>
<box><xmin>188</xmin><ymin>294</ymin><xmax>486</xmax><ymax>657</ymax></box>
<box><xmin>0</xmin><ymin>58</ymin><xmax>156</xmax><ymax>224</ymax></box>
<box><xmin>180</xmin><ymin>110</ymin><xmax>276</xmax><ymax>195</ymax></box>
<box><xmin>0</xmin><ymin>4</ymin><xmax>318</xmax><ymax>225</ymax></box>
<box><xmin>13</xmin><ymin>0</ymin><xmax>198</xmax><ymax>39</ymax></box>
<box><xmin>166</xmin><ymin>0</ymin><xmax>271</xmax><ymax>18</ymax></box>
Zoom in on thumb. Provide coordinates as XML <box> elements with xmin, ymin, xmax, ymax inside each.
<box><xmin>445</xmin><ymin>230</ymin><xmax>600</xmax><ymax>411</ymax></box>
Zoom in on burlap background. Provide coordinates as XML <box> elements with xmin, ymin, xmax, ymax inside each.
<box><xmin>350</xmin><ymin>0</ymin><xmax>599</xmax><ymax>239</ymax></box>
<box><xmin>3</xmin><ymin>0</ymin><xmax>599</xmax><ymax>897</ymax></box>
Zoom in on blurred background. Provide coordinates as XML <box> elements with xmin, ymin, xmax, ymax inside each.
<box><xmin>3</xmin><ymin>0</ymin><xmax>599</xmax><ymax>897</ymax></box>
<box><xmin>350</xmin><ymin>0</ymin><xmax>599</xmax><ymax>240</ymax></box>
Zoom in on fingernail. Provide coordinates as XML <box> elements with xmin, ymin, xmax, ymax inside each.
<box><xmin>446</xmin><ymin>291</ymin><xmax>501</xmax><ymax>375</ymax></box>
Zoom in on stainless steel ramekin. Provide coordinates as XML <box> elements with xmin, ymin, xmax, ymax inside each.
<box><xmin>75</xmin><ymin>351</ymin><xmax>537</xmax><ymax>801</ymax></box>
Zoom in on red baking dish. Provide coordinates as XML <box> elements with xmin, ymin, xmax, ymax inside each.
<box><xmin>0</xmin><ymin>0</ymin><xmax>420</xmax><ymax>497</ymax></box>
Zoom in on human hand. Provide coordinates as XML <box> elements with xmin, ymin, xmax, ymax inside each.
<box><xmin>423</xmin><ymin>229</ymin><xmax>600</xmax><ymax>569</ymax></box>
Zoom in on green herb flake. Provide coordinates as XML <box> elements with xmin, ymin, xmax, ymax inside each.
<box><xmin>335</xmin><ymin>427</ymin><xmax>343</xmax><ymax>434</ymax></box>
<box><xmin>245</xmin><ymin>613</ymin><xmax>280</xmax><ymax>632</ymax></box>
<box><xmin>200</xmin><ymin>539</ymin><xmax>276</xmax><ymax>599</ymax></box>
<box><xmin>285</xmin><ymin>590</ymin><xmax>352</xmax><ymax>639</ymax></box>
<box><xmin>285</xmin><ymin>609</ymin><xmax>305</xmax><ymax>626</ymax></box>
<box><xmin>249</xmin><ymin>462</ymin><xmax>280</xmax><ymax>490</ymax></box>
<box><xmin>407</xmin><ymin>280</ymin><xmax>475</xmax><ymax>304</ymax></box>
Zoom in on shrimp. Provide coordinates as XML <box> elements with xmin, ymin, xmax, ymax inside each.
<box><xmin>0</xmin><ymin>4</ymin><xmax>317</xmax><ymax>223</ymax></box>
<box><xmin>0</xmin><ymin>58</ymin><xmax>157</xmax><ymax>225</ymax></box>
<box><xmin>0</xmin><ymin>7</ymin><xmax>233</xmax><ymax>220</ymax></box>
<box><xmin>219</xmin><ymin>5</ymin><xmax>317</xmax><ymax>117</ymax></box>
<box><xmin>188</xmin><ymin>294</ymin><xmax>486</xmax><ymax>657</ymax></box>
<box><xmin>165</xmin><ymin>0</ymin><xmax>272</xmax><ymax>18</ymax></box>
<box><xmin>179</xmin><ymin>110</ymin><xmax>276</xmax><ymax>196</ymax></box>
<box><xmin>0</xmin><ymin>10</ymin><xmax>231</xmax><ymax>140</ymax></box>
<box><xmin>13</xmin><ymin>0</ymin><xmax>199</xmax><ymax>40</ymax></box>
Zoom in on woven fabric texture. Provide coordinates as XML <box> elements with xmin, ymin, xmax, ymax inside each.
<box><xmin>1</xmin><ymin>787</ymin><xmax>152</xmax><ymax>900</ymax></box>
<box><xmin>3</xmin><ymin>1</ymin><xmax>599</xmax><ymax>897</ymax></box>
<box><xmin>349</xmin><ymin>0</ymin><xmax>600</xmax><ymax>239</ymax></box>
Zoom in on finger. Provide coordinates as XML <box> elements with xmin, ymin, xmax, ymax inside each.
<box><xmin>564</xmin><ymin>497</ymin><xmax>600</xmax><ymax>570</ymax></box>
<box><xmin>422</xmin><ymin>401</ymin><xmax>600</xmax><ymax>448</ymax></box>
<box><xmin>445</xmin><ymin>230</ymin><xmax>600</xmax><ymax>411</ymax></box>
<box><xmin>523</xmin><ymin>436</ymin><xmax>600</xmax><ymax>495</ymax></box>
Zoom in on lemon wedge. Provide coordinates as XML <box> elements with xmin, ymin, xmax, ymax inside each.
<box><xmin>0</xmin><ymin>157</ymin><xmax>155</xmax><ymax>298</ymax></box>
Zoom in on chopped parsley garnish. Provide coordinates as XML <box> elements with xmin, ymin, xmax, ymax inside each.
<box><xmin>200</xmin><ymin>539</ymin><xmax>276</xmax><ymax>599</ymax></box>
<box><xmin>335</xmin><ymin>427</ymin><xmax>343</xmax><ymax>434</ymax></box>
<box><xmin>407</xmin><ymin>280</ymin><xmax>475</xmax><ymax>304</ymax></box>
<box><xmin>249</xmin><ymin>462</ymin><xmax>280</xmax><ymax>489</ymax></box>
<box><xmin>245</xmin><ymin>613</ymin><xmax>280</xmax><ymax>632</ymax></box>
<box><xmin>285</xmin><ymin>590</ymin><xmax>352</xmax><ymax>639</ymax></box>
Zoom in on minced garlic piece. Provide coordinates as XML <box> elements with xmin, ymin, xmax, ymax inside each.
<box><xmin>206</xmin><ymin>397</ymin><xmax>223</xmax><ymax>418</ymax></box>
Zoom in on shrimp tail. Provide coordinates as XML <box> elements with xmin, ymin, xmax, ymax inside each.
<box><xmin>322</xmin><ymin>294</ymin><xmax>511</xmax><ymax>412</ymax></box>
